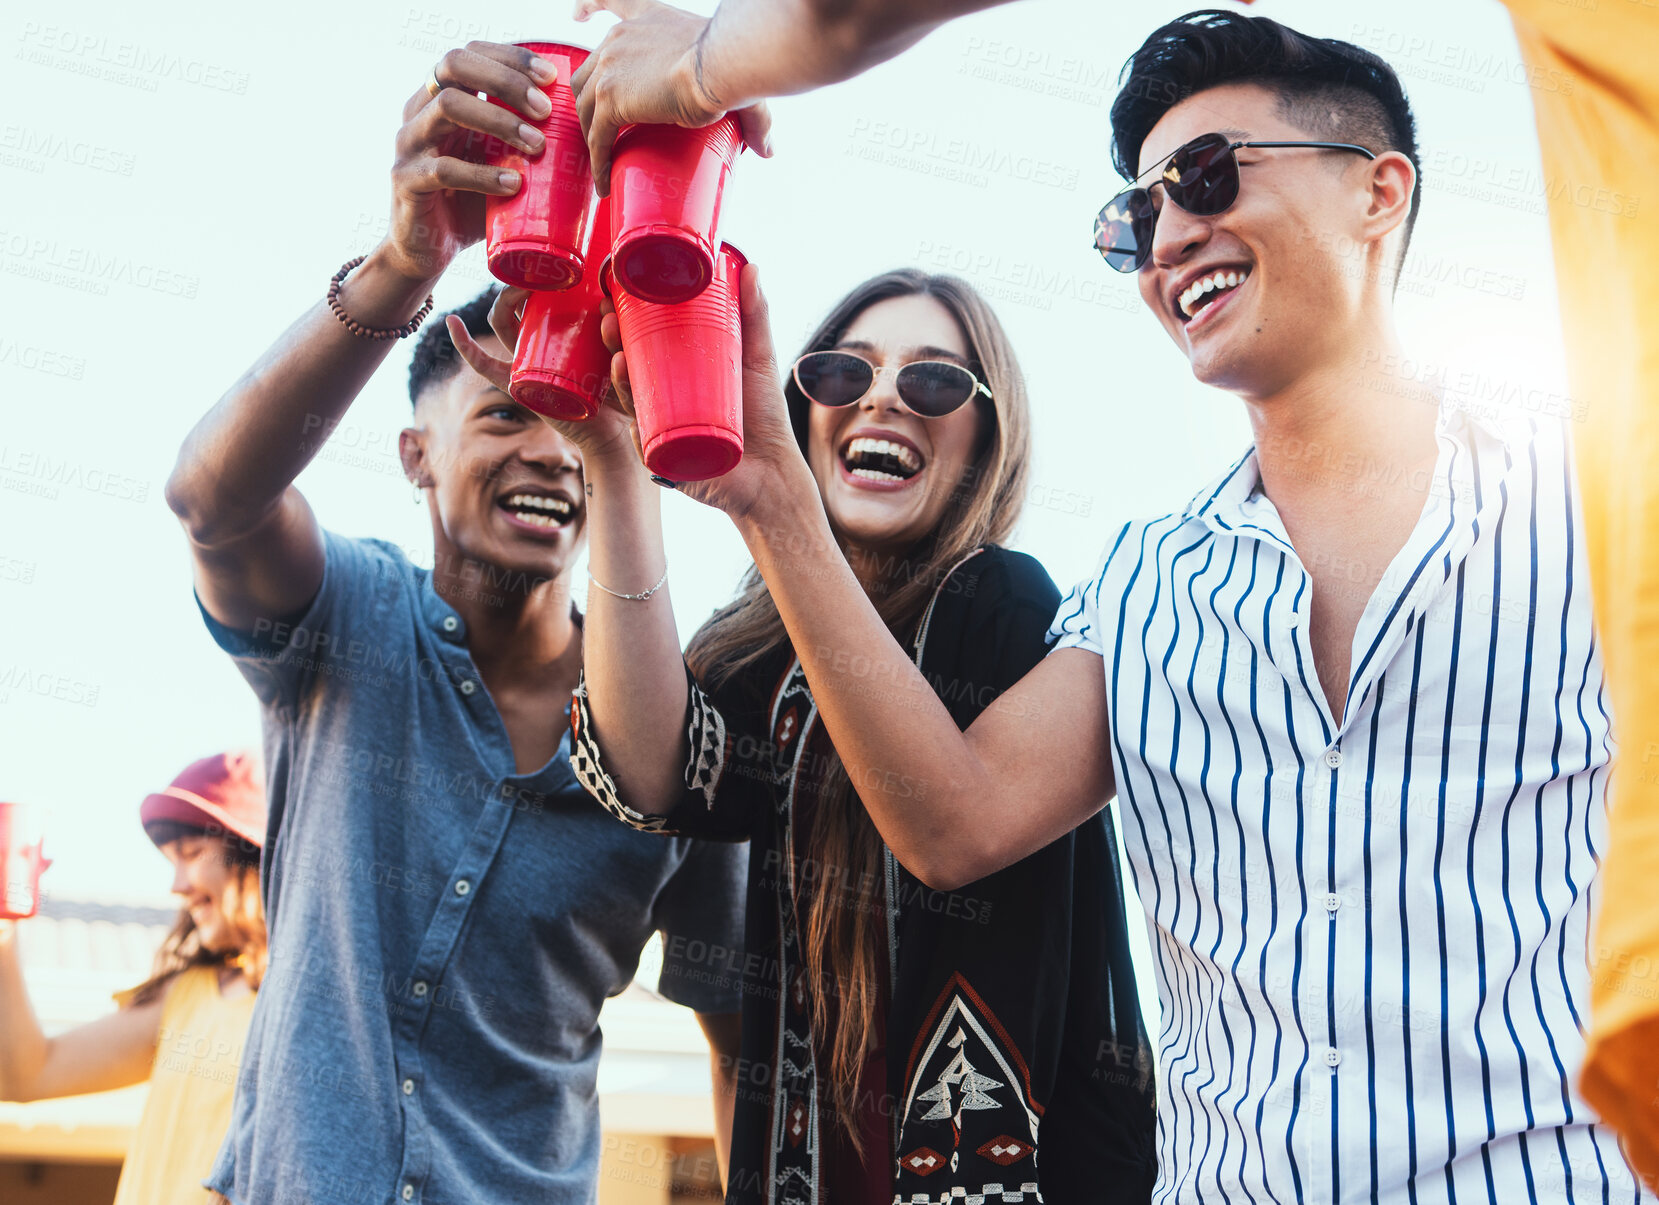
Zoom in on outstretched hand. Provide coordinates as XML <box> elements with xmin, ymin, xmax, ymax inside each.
<box><xmin>386</xmin><ymin>42</ymin><xmax>562</xmax><ymax>282</ymax></box>
<box><xmin>571</xmin><ymin>0</ymin><xmax>773</xmax><ymax>194</ymax></box>
<box><xmin>446</xmin><ymin>290</ymin><xmax>641</xmax><ymax>465</ymax></box>
<box><xmin>599</xmin><ymin>263</ymin><xmax>818</xmax><ymax>520</ymax></box>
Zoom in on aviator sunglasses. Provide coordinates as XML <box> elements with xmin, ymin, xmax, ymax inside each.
<box><xmin>1093</xmin><ymin>131</ymin><xmax>1378</xmax><ymax>273</ymax></box>
<box><xmin>791</xmin><ymin>349</ymin><xmax>993</xmax><ymax>418</ymax></box>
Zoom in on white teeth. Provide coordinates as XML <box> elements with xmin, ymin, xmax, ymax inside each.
<box><xmin>506</xmin><ymin>492</ymin><xmax>572</xmax><ymax>516</ymax></box>
<box><xmin>844</xmin><ymin>437</ymin><xmax>921</xmax><ymax>473</ymax></box>
<box><xmin>850</xmin><ymin>467</ymin><xmax>905</xmax><ymax>483</ymax></box>
<box><xmin>1178</xmin><ymin>268</ymin><xmax>1250</xmax><ymax>319</ymax></box>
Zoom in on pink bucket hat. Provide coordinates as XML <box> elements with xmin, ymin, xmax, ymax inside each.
<box><xmin>139</xmin><ymin>751</ymin><xmax>268</xmax><ymax>849</ymax></box>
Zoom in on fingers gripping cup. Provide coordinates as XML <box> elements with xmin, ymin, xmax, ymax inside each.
<box><xmin>0</xmin><ymin>803</ymin><xmax>50</xmax><ymax>920</ymax></box>
<box><xmin>609</xmin><ymin>116</ymin><xmax>744</xmax><ymax>305</ymax></box>
<box><xmin>483</xmin><ymin>41</ymin><xmax>593</xmax><ymax>291</ymax></box>
<box><xmin>510</xmin><ymin>197</ymin><xmax>615</xmax><ymax>421</ymax></box>
<box><xmin>608</xmin><ymin>245</ymin><xmax>746</xmax><ymax>481</ymax></box>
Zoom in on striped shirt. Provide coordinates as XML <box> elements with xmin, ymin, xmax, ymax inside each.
<box><xmin>1049</xmin><ymin>406</ymin><xmax>1653</xmax><ymax>1204</ymax></box>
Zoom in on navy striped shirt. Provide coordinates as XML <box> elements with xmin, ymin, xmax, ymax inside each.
<box><xmin>1050</xmin><ymin>407</ymin><xmax>1653</xmax><ymax>1204</ymax></box>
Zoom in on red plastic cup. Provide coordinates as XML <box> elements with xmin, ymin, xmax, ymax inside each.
<box><xmin>608</xmin><ymin>244</ymin><xmax>746</xmax><ymax>480</ymax></box>
<box><xmin>510</xmin><ymin>195</ymin><xmax>614</xmax><ymax>421</ymax></box>
<box><xmin>482</xmin><ymin>41</ymin><xmax>593</xmax><ymax>291</ymax></box>
<box><xmin>608</xmin><ymin>116</ymin><xmax>744</xmax><ymax>304</ymax></box>
<box><xmin>0</xmin><ymin>803</ymin><xmax>50</xmax><ymax>920</ymax></box>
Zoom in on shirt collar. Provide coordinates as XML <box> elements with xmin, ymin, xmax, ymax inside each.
<box><xmin>1183</xmin><ymin>399</ymin><xmax>1517</xmax><ymax>531</ymax></box>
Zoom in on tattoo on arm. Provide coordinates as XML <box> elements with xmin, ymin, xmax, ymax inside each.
<box><xmin>690</xmin><ymin>19</ymin><xmax>724</xmax><ymax>112</ymax></box>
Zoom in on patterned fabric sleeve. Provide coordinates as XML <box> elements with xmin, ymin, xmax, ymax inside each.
<box><xmin>570</xmin><ymin>664</ymin><xmax>754</xmax><ymax>839</ymax></box>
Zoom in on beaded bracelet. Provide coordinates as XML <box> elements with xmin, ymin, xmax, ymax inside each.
<box><xmin>327</xmin><ymin>256</ymin><xmax>436</xmax><ymax>341</ymax></box>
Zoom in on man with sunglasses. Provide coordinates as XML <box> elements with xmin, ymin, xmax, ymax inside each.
<box><xmin>574</xmin><ymin>0</ymin><xmax>1659</xmax><ymax>1179</ymax></box>
<box><xmin>571</xmin><ymin>3</ymin><xmax>1656</xmax><ymax>1202</ymax></box>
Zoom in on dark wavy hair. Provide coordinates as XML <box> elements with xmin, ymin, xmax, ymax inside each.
<box><xmin>408</xmin><ymin>286</ymin><xmax>500</xmax><ymax>407</ymax></box>
<box><xmin>1111</xmin><ymin>10</ymin><xmax>1423</xmax><ymax>259</ymax></box>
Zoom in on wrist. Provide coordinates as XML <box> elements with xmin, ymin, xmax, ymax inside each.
<box><xmin>675</xmin><ymin>25</ymin><xmax>727</xmax><ymax>122</ymax></box>
<box><xmin>734</xmin><ymin>471</ymin><xmax>833</xmax><ymax>555</ymax></box>
<box><xmin>364</xmin><ymin>239</ymin><xmax>445</xmax><ymax>296</ymax></box>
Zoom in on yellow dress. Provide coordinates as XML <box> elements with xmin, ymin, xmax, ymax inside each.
<box><xmin>112</xmin><ymin>964</ymin><xmax>257</xmax><ymax>1205</ymax></box>
<box><xmin>1504</xmin><ymin>0</ymin><xmax>1659</xmax><ymax>1185</ymax></box>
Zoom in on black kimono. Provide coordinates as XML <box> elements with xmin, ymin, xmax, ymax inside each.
<box><xmin>572</xmin><ymin>545</ymin><xmax>1156</xmax><ymax>1204</ymax></box>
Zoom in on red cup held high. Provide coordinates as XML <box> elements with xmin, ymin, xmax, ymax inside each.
<box><xmin>482</xmin><ymin>41</ymin><xmax>594</xmax><ymax>292</ymax></box>
<box><xmin>0</xmin><ymin>802</ymin><xmax>51</xmax><ymax>920</ymax></box>
<box><xmin>607</xmin><ymin>244</ymin><xmax>747</xmax><ymax>481</ymax></box>
<box><xmin>609</xmin><ymin>116</ymin><xmax>744</xmax><ymax>305</ymax></box>
<box><xmin>510</xmin><ymin>195</ymin><xmax>615</xmax><ymax>422</ymax></box>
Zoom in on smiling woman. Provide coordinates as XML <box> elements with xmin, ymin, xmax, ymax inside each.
<box><xmin>0</xmin><ymin>753</ymin><xmax>266</xmax><ymax>1205</ymax></box>
<box><xmin>568</xmin><ymin>267</ymin><xmax>1157</xmax><ymax>1203</ymax></box>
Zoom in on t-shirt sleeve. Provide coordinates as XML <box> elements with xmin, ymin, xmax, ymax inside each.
<box><xmin>1047</xmin><ymin>528</ymin><xmax>1129</xmax><ymax>659</ymax></box>
<box><xmin>650</xmin><ymin>836</ymin><xmax>749</xmax><ymax>1014</ymax></box>
<box><xmin>196</xmin><ymin>530</ymin><xmax>397</xmax><ymax>709</ymax></box>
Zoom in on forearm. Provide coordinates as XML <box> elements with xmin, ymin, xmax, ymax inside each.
<box><xmin>0</xmin><ymin>924</ymin><xmax>49</xmax><ymax>1101</ymax></box>
<box><xmin>695</xmin><ymin>1011</ymin><xmax>742</xmax><ymax>1186</ymax></box>
<box><xmin>165</xmin><ymin>244</ymin><xmax>437</xmax><ymax>545</ymax></box>
<box><xmin>697</xmin><ymin>0</ymin><xmax>1014</xmax><ymax>108</ymax></box>
<box><xmin>732</xmin><ymin>487</ymin><xmax>994</xmax><ymax>883</ymax></box>
<box><xmin>579</xmin><ymin>456</ymin><xmax>697</xmax><ymax>811</ymax></box>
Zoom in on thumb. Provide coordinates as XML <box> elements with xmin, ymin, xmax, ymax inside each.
<box><xmin>736</xmin><ymin>263</ymin><xmax>780</xmax><ymax>391</ymax></box>
<box><xmin>447</xmin><ymin>315</ymin><xmax>514</xmax><ymax>395</ymax></box>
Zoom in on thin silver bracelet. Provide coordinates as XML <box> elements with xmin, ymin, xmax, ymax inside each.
<box><xmin>587</xmin><ymin>565</ymin><xmax>668</xmax><ymax>601</ymax></box>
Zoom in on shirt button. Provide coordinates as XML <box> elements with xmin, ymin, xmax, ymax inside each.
<box><xmin>402</xmin><ymin>1186</ymin><xmax>414</xmax><ymax>1202</ymax></box>
<box><xmin>1324</xmin><ymin>893</ymin><xmax>1342</xmax><ymax>913</ymax></box>
<box><xmin>1324</xmin><ymin>1047</ymin><xmax>1342</xmax><ymax>1068</ymax></box>
<box><xmin>442</xmin><ymin>616</ymin><xmax>458</xmax><ymax>633</ymax></box>
<box><xmin>412</xmin><ymin>981</ymin><xmax>428</xmax><ymax>998</ymax></box>
<box><xmin>402</xmin><ymin>1078</ymin><xmax>415</xmax><ymax>1095</ymax></box>
<box><xmin>459</xmin><ymin>678</ymin><xmax>477</xmax><ymax>696</ymax></box>
<box><xmin>1286</xmin><ymin>611</ymin><xmax>1301</xmax><ymax>629</ymax></box>
<box><xmin>454</xmin><ymin>879</ymin><xmax>471</xmax><ymax>896</ymax></box>
<box><xmin>1324</xmin><ymin>747</ymin><xmax>1344</xmax><ymax>769</ymax></box>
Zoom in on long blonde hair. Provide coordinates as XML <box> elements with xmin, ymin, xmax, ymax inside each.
<box><xmin>125</xmin><ymin>837</ymin><xmax>267</xmax><ymax>1008</ymax></box>
<box><xmin>685</xmin><ymin>270</ymin><xmax>1032</xmax><ymax>1154</ymax></box>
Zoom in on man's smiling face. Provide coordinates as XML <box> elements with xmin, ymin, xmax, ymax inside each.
<box><xmin>1134</xmin><ymin>82</ymin><xmax>1389</xmax><ymax>399</ymax></box>
<box><xmin>403</xmin><ymin>333</ymin><xmax>587</xmax><ymax>586</ymax></box>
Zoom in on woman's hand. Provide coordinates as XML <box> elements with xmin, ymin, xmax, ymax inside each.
<box><xmin>600</xmin><ymin>264</ymin><xmax>819</xmax><ymax>519</ymax></box>
<box><xmin>381</xmin><ymin>43</ymin><xmax>564</xmax><ymax>284</ymax></box>
<box><xmin>446</xmin><ymin>289</ymin><xmax>643</xmax><ymax>470</ymax></box>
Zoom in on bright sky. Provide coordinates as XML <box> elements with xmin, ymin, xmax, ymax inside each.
<box><xmin>1</xmin><ymin>0</ymin><xmax>1567</xmax><ymax>1035</ymax></box>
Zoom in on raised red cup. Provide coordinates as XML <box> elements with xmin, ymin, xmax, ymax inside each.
<box><xmin>0</xmin><ymin>803</ymin><xmax>50</xmax><ymax>921</ymax></box>
<box><xmin>510</xmin><ymin>195</ymin><xmax>614</xmax><ymax>421</ymax></box>
<box><xmin>608</xmin><ymin>116</ymin><xmax>744</xmax><ymax>305</ymax></box>
<box><xmin>608</xmin><ymin>244</ymin><xmax>746</xmax><ymax>480</ymax></box>
<box><xmin>482</xmin><ymin>41</ymin><xmax>593</xmax><ymax>291</ymax></box>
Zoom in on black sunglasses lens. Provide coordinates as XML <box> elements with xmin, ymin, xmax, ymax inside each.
<box><xmin>794</xmin><ymin>351</ymin><xmax>873</xmax><ymax>407</ymax></box>
<box><xmin>1165</xmin><ymin>133</ymin><xmax>1238</xmax><ymax>216</ymax></box>
<box><xmin>895</xmin><ymin>361</ymin><xmax>978</xmax><ymax>417</ymax></box>
<box><xmin>1095</xmin><ymin>189</ymin><xmax>1156</xmax><ymax>273</ymax></box>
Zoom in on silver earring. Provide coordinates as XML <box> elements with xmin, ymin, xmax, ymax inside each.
<box><xmin>412</xmin><ymin>483</ymin><xmax>423</xmax><ymax>504</ymax></box>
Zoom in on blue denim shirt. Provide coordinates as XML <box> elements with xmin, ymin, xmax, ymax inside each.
<box><xmin>201</xmin><ymin>532</ymin><xmax>747</xmax><ymax>1205</ymax></box>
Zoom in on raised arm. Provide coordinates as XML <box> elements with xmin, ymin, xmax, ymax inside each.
<box><xmin>164</xmin><ymin>43</ymin><xmax>555</xmax><ymax>630</ymax></box>
<box><xmin>612</xmin><ymin>267</ymin><xmax>1116</xmax><ymax>889</ymax></box>
<box><xmin>571</xmin><ymin>0</ymin><xmax>1018</xmax><ymax>190</ymax></box>
<box><xmin>449</xmin><ymin>297</ymin><xmax>692</xmax><ymax>814</ymax></box>
<box><xmin>0</xmin><ymin>920</ymin><xmax>162</xmax><ymax>1101</ymax></box>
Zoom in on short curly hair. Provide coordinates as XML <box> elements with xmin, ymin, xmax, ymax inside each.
<box><xmin>407</xmin><ymin>286</ymin><xmax>500</xmax><ymax>407</ymax></box>
<box><xmin>1111</xmin><ymin>10</ymin><xmax>1422</xmax><ymax>259</ymax></box>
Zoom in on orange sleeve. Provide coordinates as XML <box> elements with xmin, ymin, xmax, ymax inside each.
<box><xmin>1502</xmin><ymin>0</ymin><xmax>1659</xmax><ymax>1185</ymax></box>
